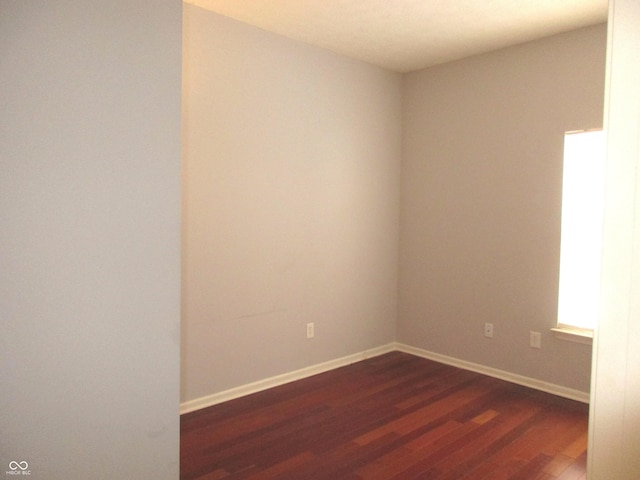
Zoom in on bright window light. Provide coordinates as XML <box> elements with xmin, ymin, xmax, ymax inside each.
<box><xmin>556</xmin><ymin>130</ymin><xmax>606</xmax><ymax>331</ymax></box>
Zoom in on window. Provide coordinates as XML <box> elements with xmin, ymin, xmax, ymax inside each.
<box><xmin>554</xmin><ymin>130</ymin><xmax>606</xmax><ymax>342</ymax></box>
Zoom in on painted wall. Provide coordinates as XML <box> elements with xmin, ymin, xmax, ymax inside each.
<box><xmin>589</xmin><ymin>0</ymin><xmax>640</xmax><ymax>477</ymax></box>
<box><xmin>0</xmin><ymin>2</ymin><xmax>181</xmax><ymax>478</ymax></box>
<box><xmin>399</xmin><ymin>24</ymin><xmax>607</xmax><ymax>393</ymax></box>
<box><xmin>181</xmin><ymin>5</ymin><xmax>402</xmax><ymax>403</ymax></box>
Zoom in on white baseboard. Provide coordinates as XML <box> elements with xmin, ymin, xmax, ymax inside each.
<box><xmin>180</xmin><ymin>341</ymin><xmax>589</xmax><ymax>415</ymax></box>
<box><xmin>395</xmin><ymin>342</ymin><xmax>590</xmax><ymax>404</ymax></box>
<box><xmin>180</xmin><ymin>343</ymin><xmax>396</xmax><ymax>415</ymax></box>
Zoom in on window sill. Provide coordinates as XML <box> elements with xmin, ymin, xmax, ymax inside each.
<box><xmin>551</xmin><ymin>325</ymin><xmax>593</xmax><ymax>345</ymax></box>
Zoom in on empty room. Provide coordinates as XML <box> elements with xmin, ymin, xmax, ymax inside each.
<box><xmin>3</xmin><ymin>1</ymin><xmax>640</xmax><ymax>479</ymax></box>
<box><xmin>180</xmin><ymin>1</ymin><xmax>608</xmax><ymax>479</ymax></box>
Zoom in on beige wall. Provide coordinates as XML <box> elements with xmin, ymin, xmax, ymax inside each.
<box><xmin>399</xmin><ymin>24</ymin><xmax>607</xmax><ymax>393</ymax></box>
<box><xmin>182</xmin><ymin>5</ymin><xmax>607</xmax><ymax>404</ymax></box>
<box><xmin>181</xmin><ymin>5</ymin><xmax>402</xmax><ymax>402</ymax></box>
<box><xmin>0</xmin><ymin>1</ymin><xmax>181</xmax><ymax>478</ymax></box>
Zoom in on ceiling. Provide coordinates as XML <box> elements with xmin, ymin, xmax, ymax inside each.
<box><xmin>184</xmin><ymin>0</ymin><xmax>608</xmax><ymax>73</ymax></box>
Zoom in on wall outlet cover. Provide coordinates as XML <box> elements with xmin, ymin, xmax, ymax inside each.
<box><xmin>530</xmin><ymin>331</ymin><xmax>542</xmax><ymax>349</ymax></box>
<box><xmin>484</xmin><ymin>323</ymin><xmax>494</xmax><ymax>338</ymax></box>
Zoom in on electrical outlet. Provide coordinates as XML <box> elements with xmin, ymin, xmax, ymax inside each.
<box><xmin>530</xmin><ymin>331</ymin><xmax>541</xmax><ymax>349</ymax></box>
<box><xmin>306</xmin><ymin>322</ymin><xmax>314</xmax><ymax>339</ymax></box>
<box><xmin>484</xmin><ymin>323</ymin><xmax>494</xmax><ymax>338</ymax></box>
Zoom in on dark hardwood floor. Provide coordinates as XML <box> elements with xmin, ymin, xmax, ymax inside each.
<box><xmin>181</xmin><ymin>352</ymin><xmax>588</xmax><ymax>479</ymax></box>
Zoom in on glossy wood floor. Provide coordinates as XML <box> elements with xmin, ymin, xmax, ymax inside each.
<box><xmin>181</xmin><ymin>352</ymin><xmax>588</xmax><ymax>479</ymax></box>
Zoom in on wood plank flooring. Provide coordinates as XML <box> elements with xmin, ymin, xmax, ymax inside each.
<box><xmin>181</xmin><ymin>352</ymin><xmax>588</xmax><ymax>479</ymax></box>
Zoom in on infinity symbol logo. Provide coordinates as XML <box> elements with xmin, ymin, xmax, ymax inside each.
<box><xmin>8</xmin><ymin>461</ymin><xmax>28</xmax><ymax>471</ymax></box>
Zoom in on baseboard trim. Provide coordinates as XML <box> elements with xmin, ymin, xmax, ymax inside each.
<box><xmin>180</xmin><ymin>343</ymin><xmax>396</xmax><ymax>415</ymax></box>
<box><xmin>395</xmin><ymin>342</ymin><xmax>590</xmax><ymax>404</ymax></box>
<box><xmin>181</xmin><ymin>342</ymin><xmax>590</xmax><ymax>415</ymax></box>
